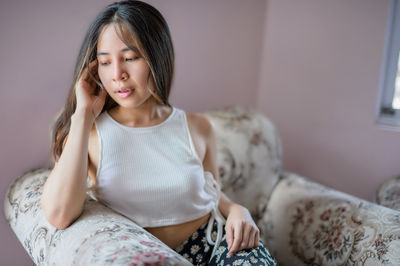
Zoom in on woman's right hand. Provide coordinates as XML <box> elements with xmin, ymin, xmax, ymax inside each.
<box><xmin>74</xmin><ymin>60</ymin><xmax>107</xmax><ymax>121</ymax></box>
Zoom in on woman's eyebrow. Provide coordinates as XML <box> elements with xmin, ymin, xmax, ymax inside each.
<box><xmin>97</xmin><ymin>47</ymin><xmax>139</xmax><ymax>56</ymax></box>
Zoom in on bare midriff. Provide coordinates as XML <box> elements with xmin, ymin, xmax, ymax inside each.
<box><xmin>144</xmin><ymin>212</ymin><xmax>211</xmax><ymax>249</ymax></box>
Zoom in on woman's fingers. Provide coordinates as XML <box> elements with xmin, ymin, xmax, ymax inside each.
<box><xmin>75</xmin><ymin>60</ymin><xmax>106</xmax><ymax>116</ymax></box>
<box><xmin>254</xmin><ymin>230</ymin><xmax>259</xmax><ymax>248</ymax></box>
<box><xmin>227</xmin><ymin>223</ymin><xmax>261</xmax><ymax>257</ymax></box>
<box><xmin>241</xmin><ymin>224</ymin><xmax>252</xmax><ymax>249</ymax></box>
<box><xmin>87</xmin><ymin>60</ymin><xmax>99</xmax><ymax>86</ymax></box>
<box><xmin>81</xmin><ymin>60</ymin><xmax>98</xmax><ymax>83</ymax></box>
<box><xmin>89</xmin><ymin>60</ymin><xmax>99</xmax><ymax>80</ymax></box>
<box><xmin>225</xmin><ymin>224</ymin><xmax>234</xmax><ymax>251</ymax></box>
<box><xmin>89</xmin><ymin>59</ymin><xmax>98</xmax><ymax>69</ymax></box>
<box><xmin>79</xmin><ymin>61</ymin><xmax>101</xmax><ymax>93</ymax></box>
<box><xmin>247</xmin><ymin>227</ymin><xmax>256</xmax><ymax>249</ymax></box>
<box><xmin>88</xmin><ymin>59</ymin><xmax>98</xmax><ymax>74</ymax></box>
<box><xmin>228</xmin><ymin>222</ymin><xmax>243</xmax><ymax>256</ymax></box>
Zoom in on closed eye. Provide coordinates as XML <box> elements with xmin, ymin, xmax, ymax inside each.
<box><xmin>126</xmin><ymin>56</ymin><xmax>139</xmax><ymax>62</ymax></box>
<box><xmin>98</xmin><ymin>56</ymin><xmax>139</xmax><ymax>66</ymax></box>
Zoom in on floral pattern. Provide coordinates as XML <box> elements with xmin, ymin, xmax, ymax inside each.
<box><xmin>204</xmin><ymin>106</ymin><xmax>282</xmax><ymax>216</ymax></box>
<box><xmin>4</xmin><ymin>106</ymin><xmax>282</xmax><ymax>265</ymax></box>
<box><xmin>261</xmin><ymin>172</ymin><xmax>400</xmax><ymax>265</ymax></box>
<box><xmin>290</xmin><ymin>200</ymin><xmax>363</xmax><ymax>264</ymax></box>
<box><xmin>5</xmin><ymin>105</ymin><xmax>400</xmax><ymax>265</ymax></box>
<box><xmin>5</xmin><ymin>169</ymin><xmax>191</xmax><ymax>266</ymax></box>
<box><xmin>375</xmin><ymin>175</ymin><xmax>400</xmax><ymax>211</ymax></box>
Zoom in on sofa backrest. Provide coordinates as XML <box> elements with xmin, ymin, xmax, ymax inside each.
<box><xmin>204</xmin><ymin>106</ymin><xmax>282</xmax><ymax>215</ymax></box>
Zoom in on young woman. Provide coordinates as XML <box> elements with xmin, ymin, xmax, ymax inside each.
<box><xmin>40</xmin><ymin>1</ymin><xmax>276</xmax><ymax>265</ymax></box>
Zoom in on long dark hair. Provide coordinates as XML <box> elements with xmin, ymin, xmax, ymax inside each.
<box><xmin>51</xmin><ymin>0</ymin><xmax>175</xmax><ymax>163</ymax></box>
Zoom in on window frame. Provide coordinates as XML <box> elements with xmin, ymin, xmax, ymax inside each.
<box><xmin>376</xmin><ymin>0</ymin><xmax>400</xmax><ymax>131</ymax></box>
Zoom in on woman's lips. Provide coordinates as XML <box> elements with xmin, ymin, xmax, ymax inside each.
<box><xmin>117</xmin><ymin>88</ymin><xmax>134</xmax><ymax>98</ymax></box>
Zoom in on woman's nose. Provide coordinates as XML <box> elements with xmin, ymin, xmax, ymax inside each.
<box><xmin>112</xmin><ymin>64</ymin><xmax>128</xmax><ymax>81</ymax></box>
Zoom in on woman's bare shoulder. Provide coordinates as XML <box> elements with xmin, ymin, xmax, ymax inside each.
<box><xmin>185</xmin><ymin>112</ymin><xmax>218</xmax><ymax>177</ymax></box>
<box><xmin>185</xmin><ymin>112</ymin><xmax>212</xmax><ymax>137</ymax></box>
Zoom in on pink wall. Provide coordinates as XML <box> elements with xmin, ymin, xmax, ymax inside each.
<box><xmin>257</xmin><ymin>0</ymin><xmax>400</xmax><ymax>201</ymax></box>
<box><xmin>0</xmin><ymin>0</ymin><xmax>265</xmax><ymax>264</ymax></box>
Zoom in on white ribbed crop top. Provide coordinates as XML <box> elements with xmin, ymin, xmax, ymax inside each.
<box><xmin>93</xmin><ymin>106</ymin><xmax>226</xmax><ymax>259</ymax></box>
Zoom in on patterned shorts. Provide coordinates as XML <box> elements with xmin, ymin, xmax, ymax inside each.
<box><xmin>174</xmin><ymin>217</ymin><xmax>277</xmax><ymax>266</ymax></box>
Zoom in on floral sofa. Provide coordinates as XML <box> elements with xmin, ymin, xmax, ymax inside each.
<box><xmin>375</xmin><ymin>175</ymin><xmax>400</xmax><ymax>212</ymax></box>
<box><xmin>4</xmin><ymin>106</ymin><xmax>400</xmax><ymax>265</ymax></box>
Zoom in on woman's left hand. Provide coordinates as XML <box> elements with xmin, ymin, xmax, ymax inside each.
<box><xmin>224</xmin><ymin>204</ymin><xmax>259</xmax><ymax>257</ymax></box>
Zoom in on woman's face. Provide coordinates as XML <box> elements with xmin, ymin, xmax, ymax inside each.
<box><xmin>96</xmin><ymin>23</ymin><xmax>156</xmax><ymax>109</ymax></box>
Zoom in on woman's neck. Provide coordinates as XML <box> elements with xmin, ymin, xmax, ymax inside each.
<box><xmin>108</xmin><ymin>102</ymin><xmax>171</xmax><ymax>128</ymax></box>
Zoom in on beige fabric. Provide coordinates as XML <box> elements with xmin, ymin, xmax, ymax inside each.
<box><xmin>4</xmin><ymin>168</ymin><xmax>190</xmax><ymax>266</ymax></box>
<box><xmin>6</xmin><ymin>106</ymin><xmax>399</xmax><ymax>265</ymax></box>
<box><xmin>204</xmin><ymin>106</ymin><xmax>282</xmax><ymax>216</ymax></box>
<box><xmin>375</xmin><ymin>175</ymin><xmax>400</xmax><ymax>211</ymax></box>
<box><xmin>261</xmin><ymin>171</ymin><xmax>400</xmax><ymax>266</ymax></box>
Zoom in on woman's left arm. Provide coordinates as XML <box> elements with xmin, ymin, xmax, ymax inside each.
<box><xmin>200</xmin><ymin>114</ymin><xmax>260</xmax><ymax>257</ymax></box>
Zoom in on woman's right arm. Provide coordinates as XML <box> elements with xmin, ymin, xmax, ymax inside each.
<box><xmin>40</xmin><ymin>110</ymin><xmax>93</xmax><ymax>230</ymax></box>
<box><xmin>41</xmin><ymin>60</ymin><xmax>106</xmax><ymax>230</ymax></box>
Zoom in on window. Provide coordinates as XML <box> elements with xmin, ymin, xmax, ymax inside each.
<box><xmin>376</xmin><ymin>0</ymin><xmax>400</xmax><ymax>130</ymax></box>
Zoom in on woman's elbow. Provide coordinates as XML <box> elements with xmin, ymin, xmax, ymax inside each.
<box><xmin>44</xmin><ymin>210</ymin><xmax>74</xmax><ymax>230</ymax></box>
<box><xmin>41</xmin><ymin>199</ymin><xmax>75</xmax><ymax>230</ymax></box>
<box><xmin>49</xmin><ymin>216</ymin><xmax>73</xmax><ymax>230</ymax></box>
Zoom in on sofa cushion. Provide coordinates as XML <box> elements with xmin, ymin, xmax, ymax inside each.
<box><xmin>204</xmin><ymin>106</ymin><xmax>282</xmax><ymax>215</ymax></box>
<box><xmin>260</xmin><ymin>172</ymin><xmax>400</xmax><ymax>266</ymax></box>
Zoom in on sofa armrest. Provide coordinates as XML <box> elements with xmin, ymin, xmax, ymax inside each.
<box><xmin>4</xmin><ymin>168</ymin><xmax>191</xmax><ymax>265</ymax></box>
<box><xmin>259</xmin><ymin>171</ymin><xmax>400</xmax><ymax>266</ymax></box>
<box><xmin>375</xmin><ymin>175</ymin><xmax>400</xmax><ymax>211</ymax></box>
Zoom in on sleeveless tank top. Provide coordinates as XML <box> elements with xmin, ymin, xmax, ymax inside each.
<box><xmin>93</xmin><ymin>106</ymin><xmax>226</xmax><ymax>259</ymax></box>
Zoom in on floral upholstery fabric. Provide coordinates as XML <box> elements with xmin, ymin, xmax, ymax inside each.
<box><xmin>204</xmin><ymin>106</ymin><xmax>282</xmax><ymax>216</ymax></box>
<box><xmin>260</xmin><ymin>171</ymin><xmax>400</xmax><ymax>266</ymax></box>
<box><xmin>4</xmin><ymin>168</ymin><xmax>191</xmax><ymax>266</ymax></box>
<box><xmin>4</xmin><ymin>105</ymin><xmax>282</xmax><ymax>265</ymax></box>
<box><xmin>5</xmin><ymin>105</ymin><xmax>399</xmax><ymax>265</ymax></box>
<box><xmin>375</xmin><ymin>175</ymin><xmax>400</xmax><ymax>212</ymax></box>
